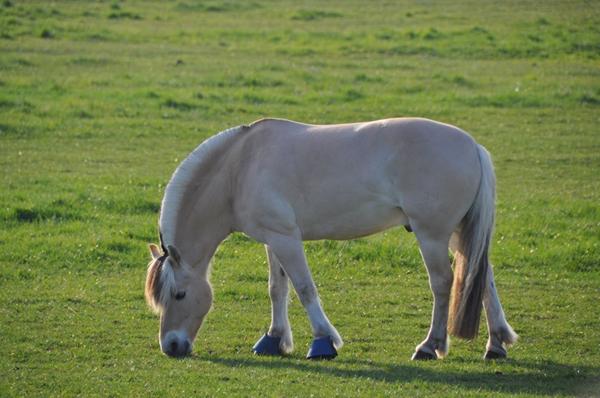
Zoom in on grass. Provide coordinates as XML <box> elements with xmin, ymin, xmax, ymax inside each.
<box><xmin>1</xmin><ymin>0</ymin><xmax>599</xmax><ymax>396</ymax></box>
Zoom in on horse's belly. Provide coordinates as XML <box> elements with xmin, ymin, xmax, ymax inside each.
<box><xmin>298</xmin><ymin>203</ymin><xmax>408</xmax><ymax>241</ymax></box>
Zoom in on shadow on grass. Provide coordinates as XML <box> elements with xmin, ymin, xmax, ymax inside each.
<box><xmin>202</xmin><ymin>355</ymin><xmax>598</xmax><ymax>396</ymax></box>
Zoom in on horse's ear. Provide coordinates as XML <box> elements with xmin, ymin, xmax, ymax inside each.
<box><xmin>167</xmin><ymin>244</ymin><xmax>182</xmax><ymax>266</ymax></box>
<box><xmin>149</xmin><ymin>244</ymin><xmax>161</xmax><ymax>260</ymax></box>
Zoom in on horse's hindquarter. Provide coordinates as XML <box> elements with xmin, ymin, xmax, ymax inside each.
<box><xmin>232</xmin><ymin>118</ymin><xmax>481</xmax><ymax>241</ymax></box>
<box><xmin>384</xmin><ymin>119</ymin><xmax>482</xmax><ymax>235</ymax></box>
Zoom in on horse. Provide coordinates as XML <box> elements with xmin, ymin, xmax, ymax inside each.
<box><xmin>145</xmin><ymin>117</ymin><xmax>517</xmax><ymax>360</ymax></box>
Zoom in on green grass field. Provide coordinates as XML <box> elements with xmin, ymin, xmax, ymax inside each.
<box><xmin>1</xmin><ymin>0</ymin><xmax>599</xmax><ymax>396</ymax></box>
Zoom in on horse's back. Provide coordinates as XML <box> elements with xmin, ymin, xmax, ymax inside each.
<box><xmin>231</xmin><ymin>118</ymin><xmax>482</xmax><ymax>241</ymax></box>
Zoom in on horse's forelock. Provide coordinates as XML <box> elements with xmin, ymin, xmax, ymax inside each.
<box><xmin>145</xmin><ymin>258</ymin><xmax>162</xmax><ymax>312</ymax></box>
<box><xmin>145</xmin><ymin>257</ymin><xmax>176</xmax><ymax>313</ymax></box>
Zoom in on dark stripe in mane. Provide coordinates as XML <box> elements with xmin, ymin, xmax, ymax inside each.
<box><xmin>159</xmin><ymin>231</ymin><xmax>169</xmax><ymax>257</ymax></box>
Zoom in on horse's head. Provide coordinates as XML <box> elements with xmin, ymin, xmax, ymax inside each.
<box><xmin>145</xmin><ymin>243</ymin><xmax>212</xmax><ymax>357</ymax></box>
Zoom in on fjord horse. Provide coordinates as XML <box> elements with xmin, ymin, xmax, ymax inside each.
<box><xmin>145</xmin><ymin>118</ymin><xmax>517</xmax><ymax>360</ymax></box>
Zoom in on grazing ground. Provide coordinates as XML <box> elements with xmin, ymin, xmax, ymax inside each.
<box><xmin>1</xmin><ymin>0</ymin><xmax>599</xmax><ymax>396</ymax></box>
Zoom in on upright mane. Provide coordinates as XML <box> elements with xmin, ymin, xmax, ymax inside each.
<box><xmin>159</xmin><ymin>125</ymin><xmax>246</xmax><ymax>247</ymax></box>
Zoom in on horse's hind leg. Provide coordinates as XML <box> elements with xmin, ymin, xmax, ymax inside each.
<box><xmin>266</xmin><ymin>233</ymin><xmax>343</xmax><ymax>351</ymax></box>
<box><xmin>482</xmin><ymin>266</ymin><xmax>518</xmax><ymax>359</ymax></box>
<box><xmin>265</xmin><ymin>245</ymin><xmax>294</xmax><ymax>354</ymax></box>
<box><xmin>412</xmin><ymin>231</ymin><xmax>453</xmax><ymax>360</ymax></box>
<box><xmin>449</xmin><ymin>233</ymin><xmax>517</xmax><ymax>359</ymax></box>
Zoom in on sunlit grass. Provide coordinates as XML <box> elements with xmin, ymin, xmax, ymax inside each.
<box><xmin>1</xmin><ymin>0</ymin><xmax>599</xmax><ymax>396</ymax></box>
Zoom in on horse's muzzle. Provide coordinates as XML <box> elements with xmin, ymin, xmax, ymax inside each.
<box><xmin>161</xmin><ymin>331</ymin><xmax>192</xmax><ymax>358</ymax></box>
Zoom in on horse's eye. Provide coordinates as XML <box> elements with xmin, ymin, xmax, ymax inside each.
<box><xmin>174</xmin><ymin>291</ymin><xmax>186</xmax><ymax>301</ymax></box>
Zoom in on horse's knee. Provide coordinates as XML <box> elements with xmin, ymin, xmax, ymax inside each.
<box><xmin>295</xmin><ymin>283</ymin><xmax>318</xmax><ymax>305</ymax></box>
<box><xmin>269</xmin><ymin>282</ymin><xmax>288</xmax><ymax>298</ymax></box>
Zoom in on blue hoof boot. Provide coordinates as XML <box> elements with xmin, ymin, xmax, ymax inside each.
<box><xmin>306</xmin><ymin>336</ymin><xmax>337</xmax><ymax>360</ymax></box>
<box><xmin>252</xmin><ymin>334</ymin><xmax>282</xmax><ymax>356</ymax></box>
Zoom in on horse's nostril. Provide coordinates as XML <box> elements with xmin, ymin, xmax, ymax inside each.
<box><xmin>181</xmin><ymin>340</ymin><xmax>190</xmax><ymax>354</ymax></box>
<box><xmin>170</xmin><ymin>340</ymin><xmax>178</xmax><ymax>354</ymax></box>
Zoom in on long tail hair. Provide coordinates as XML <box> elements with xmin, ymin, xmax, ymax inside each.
<box><xmin>448</xmin><ymin>144</ymin><xmax>496</xmax><ymax>339</ymax></box>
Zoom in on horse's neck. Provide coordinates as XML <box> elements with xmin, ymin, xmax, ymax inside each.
<box><xmin>175</xmin><ymin>168</ymin><xmax>232</xmax><ymax>269</ymax></box>
<box><xmin>179</xmin><ymin>208</ymin><xmax>230</xmax><ymax>269</ymax></box>
<box><xmin>162</xmin><ymin>127</ymin><xmax>242</xmax><ymax>269</ymax></box>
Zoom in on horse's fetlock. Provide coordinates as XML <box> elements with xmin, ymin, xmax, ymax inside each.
<box><xmin>434</xmin><ymin>336</ymin><xmax>447</xmax><ymax>349</ymax></box>
<box><xmin>313</xmin><ymin>323</ymin><xmax>332</xmax><ymax>338</ymax></box>
<box><xmin>491</xmin><ymin>324</ymin><xmax>518</xmax><ymax>347</ymax></box>
<box><xmin>279</xmin><ymin>329</ymin><xmax>294</xmax><ymax>354</ymax></box>
<box><xmin>268</xmin><ymin>326</ymin><xmax>286</xmax><ymax>337</ymax></box>
<box><xmin>417</xmin><ymin>334</ymin><xmax>449</xmax><ymax>358</ymax></box>
<box><xmin>433</xmin><ymin>335</ymin><xmax>449</xmax><ymax>357</ymax></box>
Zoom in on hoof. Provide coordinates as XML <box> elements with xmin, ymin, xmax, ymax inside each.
<box><xmin>484</xmin><ymin>348</ymin><xmax>507</xmax><ymax>360</ymax></box>
<box><xmin>411</xmin><ymin>349</ymin><xmax>437</xmax><ymax>361</ymax></box>
<box><xmin>306</xmin><ymin>336</ymin><xmax>337</xmax><ymax>360</ymax></box>
<box><xmin>252</xmin><ymin>334</ymin><xmax>282</xmax><ymax>356</ymax></box>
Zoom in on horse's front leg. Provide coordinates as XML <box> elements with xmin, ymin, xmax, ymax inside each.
<box><xmin>412</xmin><ymin>233</ymin><xmax>453</xmax><ymax>360</ymax></box>
<box><xmin>265</xmin><ymin>245</ymin><xmax>294</xmax><ymax>354</ymax></box>
<box><xmin>266</xmin><ymin>233</ymin><xmax>343</xmax><ymax>356</ymax></box>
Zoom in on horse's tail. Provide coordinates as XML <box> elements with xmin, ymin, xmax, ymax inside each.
<box><xmin>448</xmin><ymin>144</ymin><xmax>495</xmax><ymax>340</ymax></box>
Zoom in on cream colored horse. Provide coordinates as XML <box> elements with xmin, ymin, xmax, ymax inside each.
<box><xmin>145</xmin><ymin>118</ymin><xmax>517</xmax><ymax>359</ymax></box>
